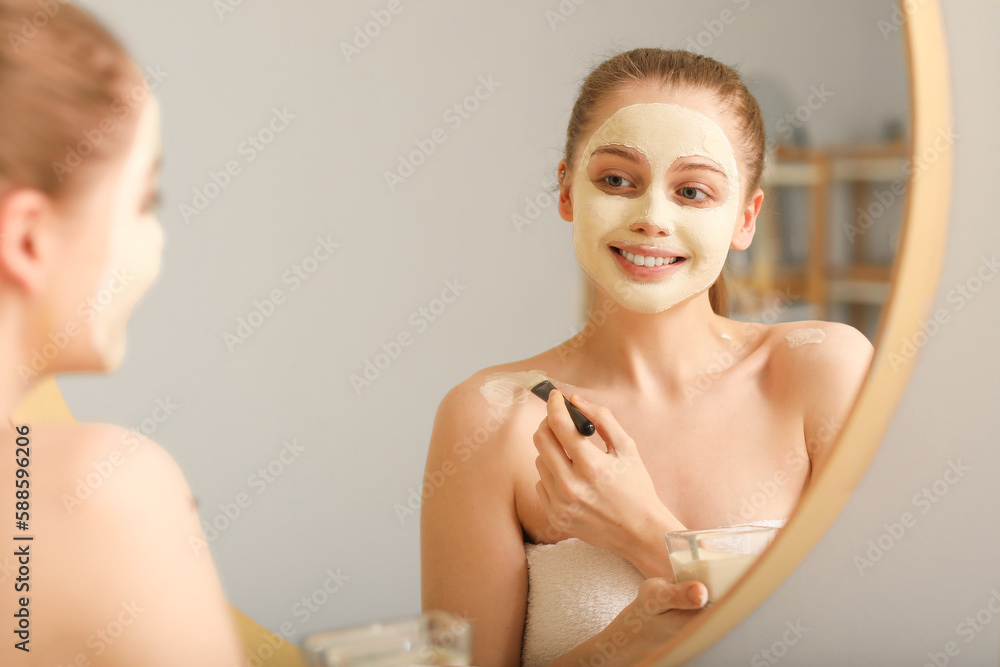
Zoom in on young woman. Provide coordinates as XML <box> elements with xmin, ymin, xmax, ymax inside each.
<box><xmin>0</xmin><ymin>2</ymin><xmax>242</xmax><ymax>664</ymax></box>
<box><xmin>421</xmin><ymin>48</ymin><xmax>873</xmax><ymax>666</ymax></box>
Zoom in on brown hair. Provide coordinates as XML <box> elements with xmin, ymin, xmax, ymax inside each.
<box><xmin>0</xmin><ymin>0</ymin><xmax>143</xmax><ymax>207</ymax></box>
<box><xmin>565</xmin><ymin>48</ymin><xmax>766</xmax><ymax>317</ymax></box>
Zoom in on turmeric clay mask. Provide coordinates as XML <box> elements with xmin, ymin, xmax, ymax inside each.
<box><xmin>570</xmin><ymin>103</ymin><xmax>741</xmax><ymax>313</ymax></box>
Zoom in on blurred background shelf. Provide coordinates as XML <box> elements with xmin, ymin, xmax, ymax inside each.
<box><xmin>729</xmin><ymin>140</ymin><xmax>909</xmax><ymax>336</ymax></box>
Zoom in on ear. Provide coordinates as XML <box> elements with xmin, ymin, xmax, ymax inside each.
<box><xmin>731</xmin><ymin>187</ymin><xmax>763</xmax><ymax>251</ymax></box>
<box><xmin>557</xmin><ymin>158</ymin><xmax>574</xmax><ymax>223</ymax></box>
<box><xmin>0</xmin><ymin>188</ymin><xmax>54</xmax><ymax>296</ymax></box>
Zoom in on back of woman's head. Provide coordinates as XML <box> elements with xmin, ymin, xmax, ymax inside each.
<box><xmin>0</xmin><ymin>0</ymin><xmax>142</xmax><ymax>208</ymax></box>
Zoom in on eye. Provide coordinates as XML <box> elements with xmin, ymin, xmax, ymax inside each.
<box><xmin>602</xmin><ymin>174</ymin><xmax>634</xmax><ymax>189</ymax></box>
<box><xmin>678</xmin><ymin>186</ymin><xmax>709</xmax><ymax>202</ymax></box>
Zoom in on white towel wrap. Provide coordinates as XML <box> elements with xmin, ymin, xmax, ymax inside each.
<box><xmin>520</xmin><ymin>518</ymin><xmax>788</xmax><ymax>666</ymax></box>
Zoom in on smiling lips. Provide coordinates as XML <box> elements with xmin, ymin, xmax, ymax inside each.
<box><xmin>610</xmin><ymin>244</ymin><xmax>687</xmax><ymax>275</ymax></box>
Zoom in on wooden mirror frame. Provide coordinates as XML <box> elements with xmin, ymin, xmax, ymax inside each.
<box><xmin>644</xmin><ymin>0</ymin><xmax>952</xmax><ymax>663</ymax></box>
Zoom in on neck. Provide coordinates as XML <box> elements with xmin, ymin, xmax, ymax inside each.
<box><xmin>0</xmin><ymin>296</ymin><xmax>39</xmax><ymax>426</ymax></box>
<box><xmin>566</xmin><ymin>286</ymin><xmax>737</xmax><ymax>397</ymax></box>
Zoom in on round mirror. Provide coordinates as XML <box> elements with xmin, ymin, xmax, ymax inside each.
<box><xmin>12</xmin><ymin>0</ymin><xmax>950</xmax><ymax>664</ymax></box>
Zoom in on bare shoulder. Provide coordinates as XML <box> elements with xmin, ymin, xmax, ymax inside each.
<box><xmin>432</xmin><ymin>361</ymin><xmax>549</xmax><ymax>453</ymax></box>
<box><xmin>763</xmin><ymin>320</ymin><xmax>874</xmax><ymax>403</ymax></box>
<box><xmin>424</xmin><ymin>361</ymin><xmax>551</xmax><ymax>514</ymax></box>
<box><xmin>35</xmin><ymin>421</ymin><xmax>199</xmax><ymax>572</ymax></box>
<box><xmin>33</xmin><ymin>421</ymin><xmax>193</xmax><ymax>516</ymax></box>
<box><xmin>760</xmin><ymin>321</ymin><xmax>874</xmax><ymax>477</ymax></box>
<box><xmin>30</xmin><ymin>422</ymin><xmax>242</xmax><ymax>664</ymax></box>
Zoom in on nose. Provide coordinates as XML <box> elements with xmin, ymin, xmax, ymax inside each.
<box><xmin>630</xmin><ymin>186</ymin><xmax>673</xmax><ymax>237</ymax></box>
<box><xmin>629</xmin><ymin>220</ymin><xmax>670</xmax><ymax>237</ymax></box>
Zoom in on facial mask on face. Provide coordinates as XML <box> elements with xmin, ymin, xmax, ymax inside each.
<box><xmin>570</xmin><ymin>103</ymin><xmax>741</xmax><ymax>314</ymax></box>
<box><xmin>88</xmin><ymin>99</ymin><xmax>164</xmax><ymax>368</ymax></box>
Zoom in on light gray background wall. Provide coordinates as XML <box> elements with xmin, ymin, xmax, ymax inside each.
<box><xmin>55</xmin><ymin>0</ymin><xmax>995</xmax><ymax>664</ymax></box>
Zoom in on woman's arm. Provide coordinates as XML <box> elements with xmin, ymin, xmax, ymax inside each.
<box><xmin>420</xmin><ymin>379</ymin><xmax>530</xmax><ymax>667</ymax></box>
<box><xmin>784</xmin><ymin>322</ymin><xmax>874</xmax><ymax>483</ymax></box>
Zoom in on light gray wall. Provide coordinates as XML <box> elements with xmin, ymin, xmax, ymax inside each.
<box><xmin>54</xmin><ymin>0</ymin><xmax>981</xmax><ymax>662</ymax></box>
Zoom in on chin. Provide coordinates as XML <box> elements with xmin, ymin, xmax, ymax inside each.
<box><xmin>615</xmin><ymin>295</ymin><xmax>682</xmax><ymax>314</ymax></box>
<box><xmin>95</xmin><ymin>337</ymin><xmax>128</xmax><ymax>373</ymax></box>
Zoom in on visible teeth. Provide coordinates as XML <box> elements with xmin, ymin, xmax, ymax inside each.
<box><xmin>617</xmin><ymin>248</ymin><xmax>681</xmax><ymax>266</ymax></box>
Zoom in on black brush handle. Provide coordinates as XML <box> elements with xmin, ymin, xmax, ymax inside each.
<box><xmin>530</xmin><ymin>380</ymin><xmax>596</xmax><ymax>437</ymax></box>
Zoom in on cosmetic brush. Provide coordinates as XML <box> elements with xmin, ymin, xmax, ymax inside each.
<box><xmin>518</xmin><ymin>371</ymin><xmax>595</xmax><ymax>436</ymax></box>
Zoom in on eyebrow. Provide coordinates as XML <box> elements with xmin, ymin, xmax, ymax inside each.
<box><xmin>590</xmin><ymin>145</ymin><xmax>646</xmax><ymax>164</ymax></box>
<box><xmin>590</xmin><ymin>147</ymin><xmax>727</xmax><ymax>179</ymax></box>
<box><xmin>673</xmin><ymin>159</ymin><xmax>727</xmax><ymax>178</ymax></box>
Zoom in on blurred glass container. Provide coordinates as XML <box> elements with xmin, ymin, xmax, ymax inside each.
<box><xmin>301</xmin><ymin>610</ymin><xmax>472</xmax><ymax>666</ymax></box>
<box><xmin>664</xmin><ymin>525</ymin><xmax>779</xmax><ymax>605</ymax></box>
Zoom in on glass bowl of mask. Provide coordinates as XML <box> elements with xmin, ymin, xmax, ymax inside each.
<box><xmin>301</xmin><ymin>610</ymin><xmax>472</xmax><ymax>666</ymax></box>
<box><xmin>664</xmin><ymin>525</ymin><xmax>779</xmax><ymax>605</ymax></box>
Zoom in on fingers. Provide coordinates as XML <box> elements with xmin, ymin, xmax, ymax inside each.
<box><xmin>638</xmin><ymin>578</ymin><xmax>709</xmax><ymax>614</ymax></box>
<box><xmin>567</xmin><ymin>393</ymin><xmax>635</xmax><ymax>457</ymax></box>
<box><xmin>544</xmin><ymin>389</ymin><xmax>600</xmax><ymax>463</ymax></box>
<box><xmin>532</xmin><ymin>419</ymin><xmax>573</xmax><ymax>478</ymax></box>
